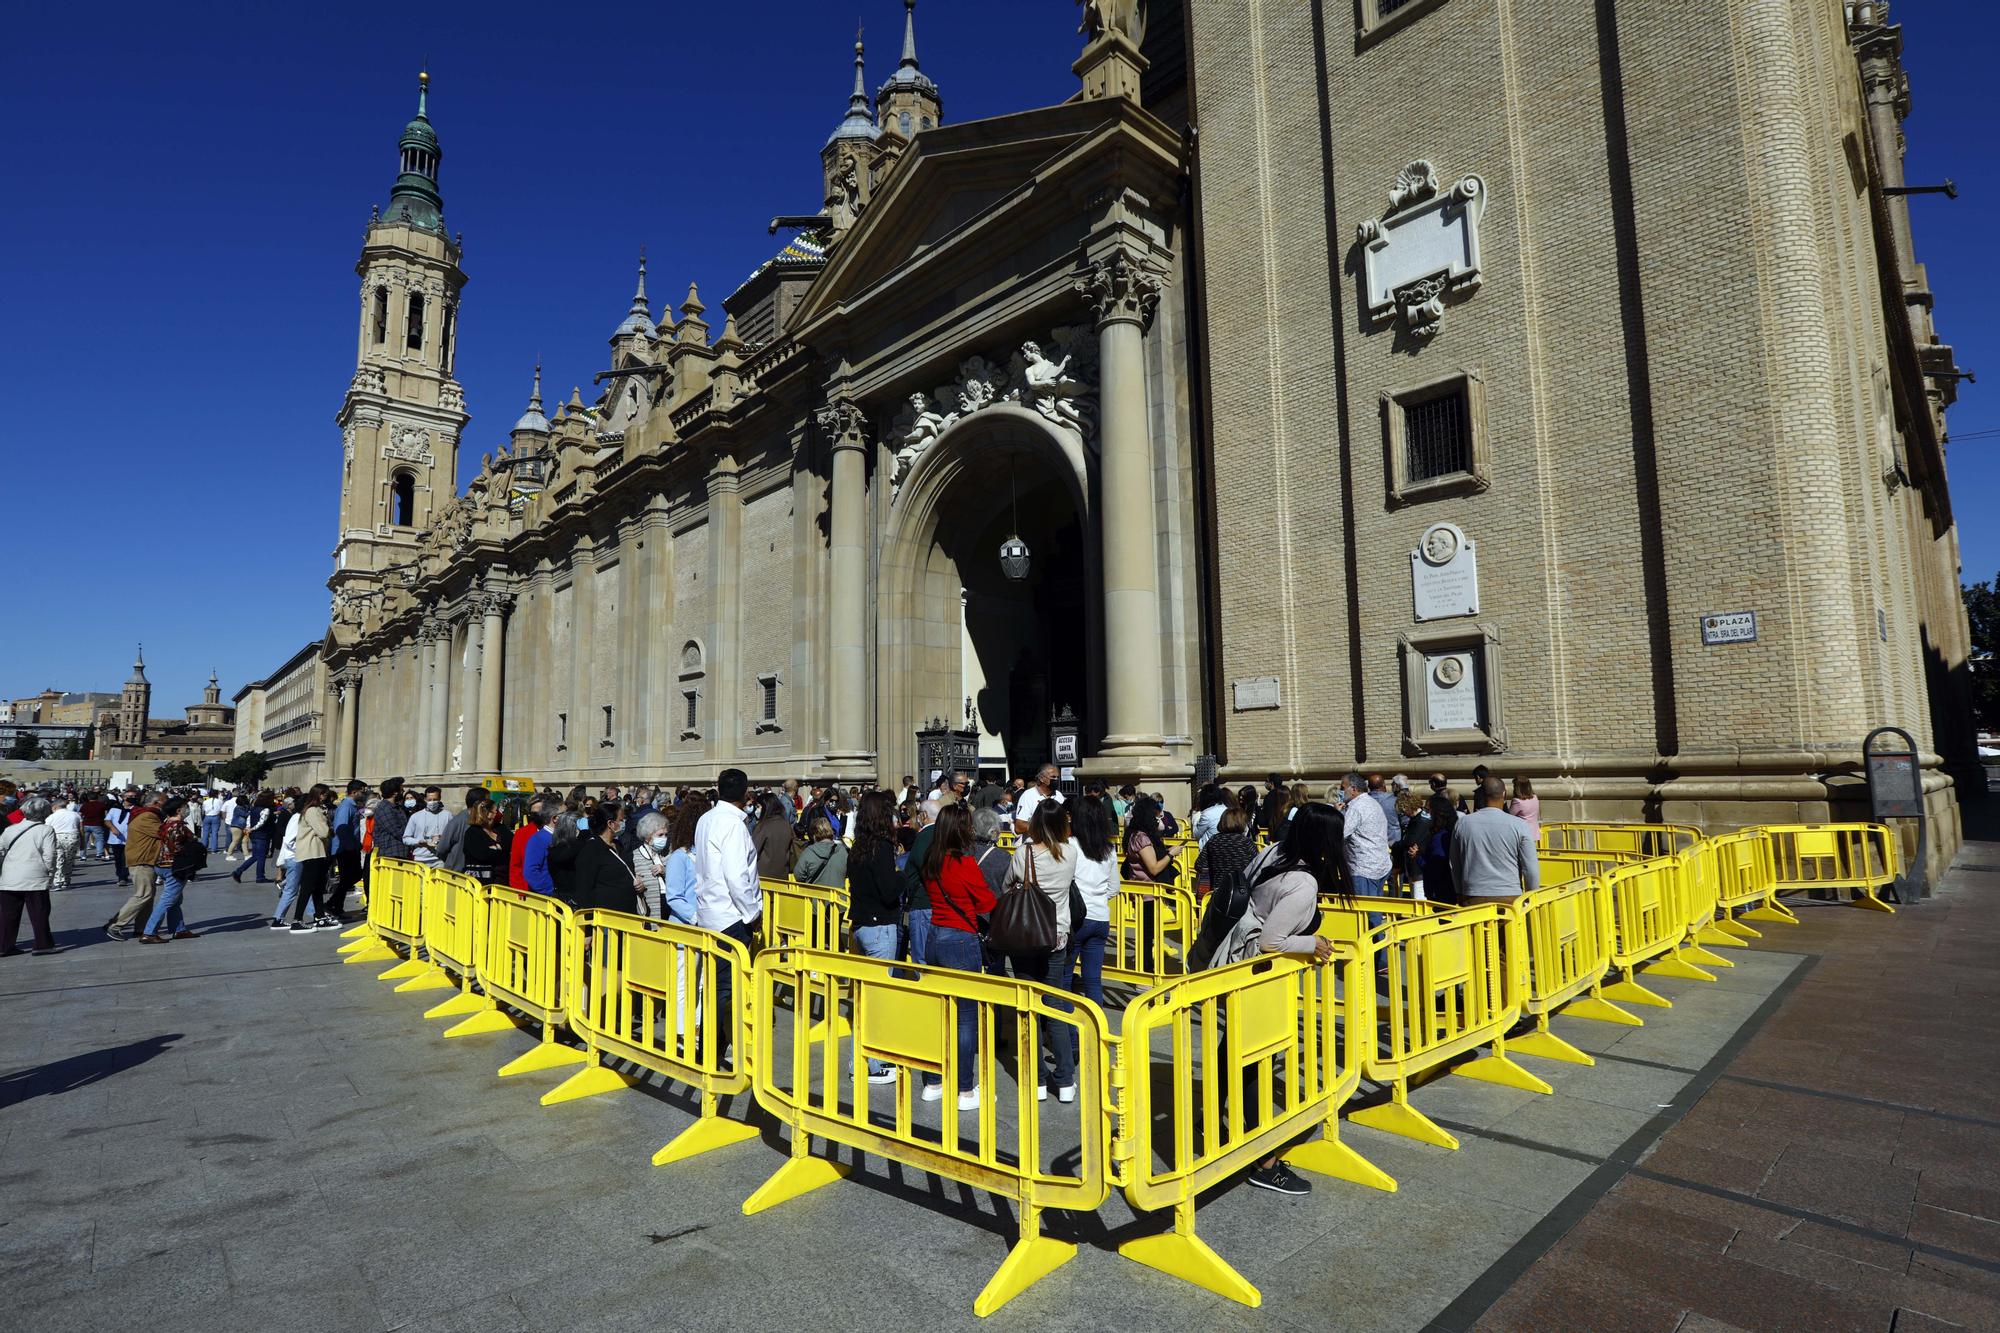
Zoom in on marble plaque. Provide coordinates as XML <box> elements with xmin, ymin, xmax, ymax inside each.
<box><xmin>1411</xmin><ymin>522</ymin><xmax>1479</xmax><ymax>621</ymax></box>
<box><xmin>1233</xmin><ymin>677</ymin><xmax>1282</xmax><ymax>711</ymax></box>
<box><xmin>1425</xmin><ymin>650</ymin><xmax>1481</xmax><ymax>731</ymax></box>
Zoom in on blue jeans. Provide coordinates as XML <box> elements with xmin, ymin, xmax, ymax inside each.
<box><xmin>852</xmin><ymin>923</ymin><xmax>900</xmax><ymax>1077</ymax></box>
<box><xmin>201</xmin><ymin>815</ymin><xmax>223</xmax><ymax>851</ymax></box>
<box><xmin>144</xmin><ymin>869</ymin><xmax>186</xmax><ymax>936</ymax></box>
<box><xmin>274</xmin><ymin>861</ymin><xmax>305</xmax><ymax>921</ymax></box>
<box><xmin>1069</xmin><ymin>918</ymin><xmax>1108</xmax><ymax>1007</ymax></box>
<box><xmin>85</xmin><ymin>826</ymin><xmax>106</xmax><ymax>859</ymax></box>
<box><xmin>1352</xmin><ymin>873</ymin><xmax>1388</xmax><ymax>930</ymax></box>
<box><xmin>236</xmin><ymin>833</ymin><xmax>271</xmax><ymax>881</ymax></box>
<box><xmin>904</xmin><ymin>908</ymin><xmax>933</xmax><ymax>968</ymax></box>
<box><xmin>1013</xmin><ymin>944</ymin><xmax>1077</xmax><ymax>1092</ymax></box>
<box><xmin>928</xmin><ymin>926</ymin><xmax>984</xmax><ymax>1092</ymax></box>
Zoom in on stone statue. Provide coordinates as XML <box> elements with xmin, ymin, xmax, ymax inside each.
<box><xmin>1014</xmin><ymin>341</ymin><xmax>1087</xmax><ymax>434</ymax></box>
<box><xmin>890</xmin><ymin>391</ymin><xmax>954</xmax><ymax>484</ymax></box>
<box><xmin>1078</xmin><ymin>0</ymin><xmax>1145</xmax><ymax>44</ymax></box>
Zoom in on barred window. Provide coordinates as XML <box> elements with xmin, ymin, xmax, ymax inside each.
<box><xmin>761</xmin><ymin>679</ymin><xmax>778</xmax><ymax>722</ymax></box>
<box><xmin>684</xmin><ymin>691</ymin><xmax>699</xmax><ymax>732</ymax></box>
<box><xmin>1403</xmin><ymin>388</ymin><xmax>1472</xmax><ymax>483</ymax></box>
<box><xmin>1377</xmin><ymin>0</ymin><xmax>1419</xmax><ymax>14</ymax></box>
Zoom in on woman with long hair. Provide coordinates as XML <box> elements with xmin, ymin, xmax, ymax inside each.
<box><xmin>919</xmin><ymin>802</ymin><xmax>996</xmax><ymax>1109</ymax></box>
<box><xmin>1422</xmin><ymin>793</ymin><xmax>1459</xmax><ymax>906</ymax></box>
<box><xmin>231</xmin><ymin>791</ymin><xmax>277</xmax><ymax>884</ymax></box>
<box><xmin>462</xmin><ymin>801</ymin><xmax>505</xmax><ymax>884</ymax></box>
<box><xmin>1005</xmin><ymin>801</ymin><xmax>1080</xmax><ymax>1102</ymax></box>
<box><xmin>290</xmin><ymin>787</ymin><xmax>334</xmax><ymax>932</ymax></box>
<box><xmin>548</xmin><ymin>810</ymin><xmax>582</xmax><ymax>905</ymax></box>
<box><xmin>845</xmin><ymin>790</ymin><xmax>903</xmax><ymax>1085</ymax></box>
<box><xmin>662</xmin><ymin>795</ymin><xmax>706</xmax><ymax>924</ymax></box>
<box><xmin>753</xmin><ymin>793</ymin><xmax>795</xmax><ymax>880</ymax></box>
<box><xmin>1068</xmin><ymin>795</ymin><xmax>1117</xmax><ymax>1007</ymax></box>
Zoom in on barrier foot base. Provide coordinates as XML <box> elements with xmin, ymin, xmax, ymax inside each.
<box><xmin>376</xmin><ymin>958</ymin><xmax>430</xmax><ymax>981</ymax></box>
<box><xmin>392</xmin><ymin>968</ymin><xmax>456</xmax><ymax>993</ymax></box>
<box><xmin>1348</xmin><ymin>1099</ymin><xmax>1459</xmax><ymax>1150</ymax></box>
<box><xmin>742</xmin><ymin>1151</ymin><xmax>848</xmax><ymax>1215</ymax></box>
<box><xmin>977</xmin><ymin>1232</ymin><xmax>1081</xmax><ymax>1316</ymax></box>
<box><xmin>1285</xmin><ymin>1133</ymin><xmax>1397</xmax><ymax>1192</ymax></box>
<box><xmin>1645</xmin><ymin>954</ymin><xmax>1717</xmax><ymax>983</ymax></box>
<box><xmin>1455</xmin><ymin>1052</ymin><xmax>1554</xmax><ymax>1095</ymax></box>
<box><xmin>442</xmin><ymin>1008</ymin><xmax>521</xmax><ymax>1039</ymax></box>
<box><xmin>1714</xmin><ymin>918</ymin><xmax>1762</xmax><ymax>940</ymax></box>
<box><xmin>1508</xmin><ymin>1029</ymin><xmax>1595</xmax><ymax>1066</ymax></box>
<box><xmin>1679</xmin><ymin>944</ymin><xmax>1734</xmax><ymax>969</ymax></box>
<box><xmin>1854</xmin><ymin>893</ymin><xmax>1895</xmax><ymax>914</ymax></box>
<box><xmin>424</xmin><ymin>991</ymin><xmax>490</xmax><ymax>1020</ymax></box>
<box><xmin>1600</xmin><ymin>979</ymin><xmax>1673</xmax><ymax>1009</ymax></box>
<box><xmin>1741</xmin><ymin>904</ymin><xmax>1797</xmax><ymax>925</ymax></box>
<box><xmin>338</xmin><ymin>923</ymin><xmax>371</xmax><ymax>939</ymax></box>
<box><xmin>1118</xmin><ymin>1228</ymin><xmax>1254</xmax><ymax>1310</ymax></box>
<box><xmin>1564</xmin><ymin>994</ymin><xmax>1644</xmax><ymax>1026</ymax></box>
<box><xmin>653</xmin><ymin>1115</ymin><xmax>760</xmax><ymax>1166</ymax></box>
<box><xmin>541</xmin><ymin>1064</ymin><xmax>637</xmax><ymax>1106</ymax></box>
<box><xmin>1695</xmin><ymin>923</ymin><xmax>1747</xmax><ymax>949</ymax></box>
<box><xmin>341</xmin><ymin>944</ymin><xmax>397</xmax><ymax>965</ymax></box>
<box><xmin>498</xmin><ymin>1042</ymin><xmax>588</xmax><ymax>1078</ymax></box>
<box><xmin>336</xmin><ymin>936</ymin><xmax>377</xmax><ymax>955</ymax></box>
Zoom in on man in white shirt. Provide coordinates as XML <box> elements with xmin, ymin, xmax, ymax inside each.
<box><xmin>201</xmin><ymin>793</ymin><xmax>226</xmax><ymax>853</ymax></box>
<box><xmin>1338</xmin><ymin>771</ymin><xmax>1393</xmax><ymax>899</ymax></box>
<box><xmin>46</xmin><ymin>799</ymin><xmax>83</xmax><ymax>891</ymax></box>
<box><xmin>402</xmin><ymin>786</ymin><xmax>452</xmax><ymax>866</ymax></box>
<box><xmin>695</xmin><ymin>768</ymin><xmax>760</xmax><ymax>1055</ymax></box>
<box><xmin>1014</xmin><ymin>764</ymin><xmax>1065</xmax><ymax>835</ymax></box>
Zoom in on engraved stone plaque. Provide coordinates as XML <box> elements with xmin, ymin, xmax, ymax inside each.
<box><xmin>1411</xmin><ymin>522</ymin><xmax>1479</xmax><ymax>621</ymax></box>
<box><xmin>1233</xmin><ymin>677</ymin><xmax>1282</xmax><ymax>712</ymax></box>
<box><xmin>1425</xmin><ymin>650</ymin><xmax>1481</xmax><ymax>731</ymax></box>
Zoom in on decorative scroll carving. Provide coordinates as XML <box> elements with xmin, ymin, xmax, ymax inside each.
<box><xmin>1357</xmin><ymin>159</ymin><xmax>1487</xmax><ymax>344</ymax></box>
<box><xmin>815</xmin><ymin>399</ymin><xmax>868</xmax><ymax>449</ymax></box>
<box><xmin>1075</xmin><ymin>246</ymin><xmax>1164</xmax><ymax>330</ymax></box>
<box><xmin>385</xmin><ymin>425</ymin><xmax>434</xmax><ymax>464</ymax></box>
<box><xmin>885</xmin><ymin>325</ymin><xmax>1101</xmax><ymax>488</ymax></box>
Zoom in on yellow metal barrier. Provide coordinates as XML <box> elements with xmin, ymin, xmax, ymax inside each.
<box><xmin>1599</xmin><ymin>854</ymin><xmax>1711</xmax><ymax>1010</ymax></box>
<box><xmin>760</xmin><ymin>876</ymin><xmax>849</xmax><ymax>953</ymax></box>
<box><xmin>741</xmin><ymin>947</ymin><xmax>1113</xmax><ymax>1317</ymax></box>
<box><xmin>1760</xmin><ymin>823</ymin><xmax>1899</xmax><ymax>914</ymax></box>
<box><xmin>1539</xmin><ymin>821</ymin><xmax>1703</xmax><ymax>860</ymax></box>
<box><xmin>439</xmin><ymin>885</ymin><xmax>587</xmax><ymax>1078</ymax></box>
<box><xmin>1503</xmin><ymin>877</ymin><xmax>1639</xmax><ymax>1063</ymax></box>
<box><xmin>1537</xmin><ymin>850</ymin><xmax>1625</xmax><ymax>889</ymax></box>
<box><xmin>1325</xmin><ymin>900</ymin><xmax>1550</xmax><ymax>1148</ymax></box>
<box><xmin>538</xmin><ymin>908</ymin><xmax>762</xmax><ymax>1165</ymax></box>
<box><xmin>1672</xmin><ymin>841</ymin><xmax>1738</xmax><ymax>970</ymax></box>
<box><xmin>1118</xmin><ymin>948</ymin><xmax>1393</xmax><ymax>1307</ymax></box>
<box><xmin>344</xmin><ymin>855</ymin><xmax>427</xmax><ymax>972</ymax></box>
<box><xmin>403</xmin><ymin>866</ymin><xmax>492</xmax><ymax>1017</ymax></box>
<box><xmin>1102</xmin><ymin>879</ymin><xmax>1198</xmax><ymax>990</ymax></box>
<box><xmin>1710</xmin><ymin>828</ymin><xmax>1781</xmax><ymax>938</ymax></box>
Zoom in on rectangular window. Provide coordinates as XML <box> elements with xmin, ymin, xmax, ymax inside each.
<box><xmin>602</xmin><ymin>704</ymin><xmax>614</xmax><ymax>746</ymax></box>
<box><xmin>761</xmin><ymin>679</ymin><xmax>777</xmax><ymax>721</ymax></box>
<box><xmin>556</xmin><ymin>711</ymin><xmax>568</xmax><ymax>750</ymax></box>
<box><xmin>440</xmin><ymin>305</ymin><xmax>455</xmax><ymax>371</ymax></box>
<box><xmin>372</xmin><ymin>288</ymin><xmax>388</xmax><ymax>344</ymax></box>
<box><xmin>683</xmin><ymin>691</ymin><xmax>699</xmax><ymax>732</ymax></box>
<box><xmin>406</xmin><ymin>292</ymin><xmax>425</xmax><ymax>353</ymax></box>
<box><xmin>1382</xmin><ymin>368</ymin><xmax>1489</xmax><ymax>504</ymax></box>
<box><xmin>1403</xmin><ymin>390</ymin><xmax>1471</xmax><ymax>483</ymax></box>
<box><xmin>1361</xmin><ymin>0</ymin><xmax>1449</xmax><ymax>42</ymax></box>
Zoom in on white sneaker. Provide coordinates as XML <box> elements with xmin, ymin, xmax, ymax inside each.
<box><xmin>866</xmin><ymin>1067</ymin><xmax>897</xmax><ymax>1085</ymax></box>
<box><xmin>957</xmin><ymin>1088</ymin><xmax>980</xmax><ymax>1112</ymax></box>
<box><xmin>1057</xmin><ymin>1084</ymin><xmax>1076</xmax><ymax>1103</ymax></box>
<box><xmin>1038</xmin><ymin>1085</ymin><xmax>1048</xmax><ymax>1102</ymax></box>
<box><xmin>920</xmin><ymin>1082</ymin><xmax>944</xmax><ymax>1103</ymax></box>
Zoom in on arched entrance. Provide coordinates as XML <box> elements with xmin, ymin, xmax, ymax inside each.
<box><xmin>877</xmin><ymin>405</ymin><xmax>1101</xmax><ymax>782</ymax></box>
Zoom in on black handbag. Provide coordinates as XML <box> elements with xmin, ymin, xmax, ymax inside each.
<box><xmin>987</xmin><ymin>844</ymin><xmax>1058</xmax><ymax>955</ymax></box>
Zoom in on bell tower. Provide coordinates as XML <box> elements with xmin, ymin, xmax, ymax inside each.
<box><xmin>333</xmin><ymin>70</ymin><xmax>468</xmax><ymax>615</ymax></box>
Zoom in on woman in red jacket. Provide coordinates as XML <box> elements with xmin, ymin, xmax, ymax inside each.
<box><xmin>918</xmin><ymin>803</ymin><xmax>996</xmax><ymax>1111</ymax></box>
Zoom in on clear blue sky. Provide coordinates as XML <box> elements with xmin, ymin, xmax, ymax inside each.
<box><xmin>1</xmin><ymin>2</ymin><xmax>1994</xmax><ymax>716</ymax></box>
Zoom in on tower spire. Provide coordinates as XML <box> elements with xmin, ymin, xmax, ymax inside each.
<box><xmin>383</xmin><ymin>68</ymin><xmax>445</xmax><ymax>233</ymax></box>
<box><xmin>826</xmin><ymin>30</ymin><xmax>879</xmax><ymax>145</ymax></box>
<box><xmin>613</xmin><ymin>250</ymin><xmax>657</xmax><ymax>339</ymax></box>
<box><xmin>875</xmin><ymin>0</ymin><xmax>941</xmax><ymax>138</ymax></box>
<box><xmin>900</xmin><ymin>0</ymin><xmax>919</xmax><ymax>69</ymax></box>
<box><xmin>513</xmin><ymin>362</ymin><xmax>550</xmax><ymax>435</ymax></box>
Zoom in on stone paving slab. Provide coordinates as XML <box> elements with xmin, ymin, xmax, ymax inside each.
<box><xmin>0</xmin><ymin>851</ymin><xmax>1826</xmax><ymax>1331</ymax></box>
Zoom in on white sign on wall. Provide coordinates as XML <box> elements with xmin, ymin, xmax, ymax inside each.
<box><xmin>1232</xmin><ymin>677</ymin><xmax>1282</xmax><ymax>711</ymax></box>
<box><xmin>1700</xmin><ymin>612</ymin><xmax>1758</xmax><ymax>646</ymax></box>
<box><xmin>1411</xmin><ymin>522</ymin><xmax>1480</xmax><ymax>621</ymax></box>
<box><xmin>1424</xmin><ymin>651</ymin><xmax>1481</xmax><ymax>731</ymax></box>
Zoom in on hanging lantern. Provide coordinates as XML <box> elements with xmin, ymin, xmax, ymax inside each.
<box><xmin>999</xmin><ymin>535</ymin><xmax>1031</xmax><ymax>581</ymax></box>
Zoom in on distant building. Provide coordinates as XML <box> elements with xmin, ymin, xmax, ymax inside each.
<box><xmin>93</xmin><ymin>649</ymin><xmax>239</xmax><ymax>772</ymax></box>
<box><xmin>235</xmin><ymin>643</ymin><xmax>327</xmax><ymax>790</ymax></box>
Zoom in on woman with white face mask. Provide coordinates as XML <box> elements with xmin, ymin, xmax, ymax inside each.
<box><xmin>632</xmin><ymin>811</ymin><xmax>670</xmax><ymax>917</ymax></box>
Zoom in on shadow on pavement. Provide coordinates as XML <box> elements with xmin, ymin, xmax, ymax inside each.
<box><xmin>0</xmin><ymin>1033</ymin><xmax>182</xmax><ymax>1109</ymax></box>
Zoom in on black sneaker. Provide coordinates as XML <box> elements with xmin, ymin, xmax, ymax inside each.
<box><xmin>289</xmin><ymin>921</ymin><xmax>317</xmax><ymax>935</ymax></box>
<box><xmin>1246</xmin><ymin>1163</ymin><xmax>1312</xmax><ymax>1196</ymax></box>
<box><xmin>267</xmin><ymin>918</ymin><xmax>289</xmax><ymax>930</ymax></box>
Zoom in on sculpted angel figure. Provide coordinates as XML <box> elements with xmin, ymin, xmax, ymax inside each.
<box><xmin>1014</xmin><ymin>341</ymin><xmax>1086</xmax><ymax>434</ymax></box>
<box><xmin>1078</xmin><ymin>0</ymin><xmax>1146</xmax><ymax>43</ymax></box>
<box><xmin>890</xmin><ymin>391</ymin><xmax>952</xmax><ymax>484</ymax></box>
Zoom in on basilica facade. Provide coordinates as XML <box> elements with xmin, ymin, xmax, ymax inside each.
<box><xmin>314</xmin><ymin>1</ymin><xmax>1975</xmax><ymax>865</ymax></box>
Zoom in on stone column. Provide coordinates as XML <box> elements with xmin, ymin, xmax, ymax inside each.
<box><xmin>706</xmin><ymin>456</ymin><xmax>744</xmax><ymax>759</ymax></box>
<box><xmin>476</xmin><ymin>594</ymin><xmax>509</xmax><ymax>772</ymax></box>
<box><xmin>416</xmin><ymin>623</ymin><xmax>441</xmax><ymax>777</ymax></box>
<box><xmin>641</xmin><ymin>502</ymin><xmax>674</xmax><ymax>763</ymax></box>
<box><xmin>338</xmin><ymin>669</ymin><xmax>362</xmax><ymax>781</ymax></box>
<box><xmin>1076</xmin><ymin>245</ymin><xmax>1172</xmax><ymax>766</ymax></box>
<box><xmin>430</xmin><ymin>623</ymin><xmax>455</xmax><ymax>776</ymax></box>
<box><xmin>455</xmin><ymin>619</ymin><xmax>478</xmax><ymax>775</ymax></box>
<box><xmin>570</xmin><ymin>539</ymin><xmax>597</xmax><ymax>771</ymax></box>
<box><xmin>817</xmin><ymin>401</ymin><xmax>873</xmax><ymax>775</ymax></box>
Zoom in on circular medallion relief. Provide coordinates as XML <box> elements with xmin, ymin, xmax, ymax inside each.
<box><xmin>1432</xmin><ymin>656</ymin><xmax>1466</xmax><ymax>689</ymax></box>
<box><xmin>1418</xmin><ymin>522</ymin><xmax>1463</xmax><ymax>567</ymax></box>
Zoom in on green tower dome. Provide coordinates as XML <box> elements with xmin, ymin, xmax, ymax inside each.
<box><xmin>383</xmin><ymin>71</ymin><xmax>445</xmax><ymax>234</ymax></box>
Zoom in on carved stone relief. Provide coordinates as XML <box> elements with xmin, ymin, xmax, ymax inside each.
<box><xmin>1356</xmin><ymin>159</ymin><xmax>1488</xmax><ymax>343</ymax></box>
<box><xmin>385</xmin><ymin>425</ymin><xmax>435</xmax><ymax>465</ymax></box>
<box><xmin>886</xmin><ymin>326</ymin><xmax>1100</xmax><ymax>488</ymax></box>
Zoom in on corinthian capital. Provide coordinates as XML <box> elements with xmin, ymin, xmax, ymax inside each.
<box><xmin>815</xmin><ymin>398</ymin><xmax>869</xmax><ymax>451</ymax></box>
<box><xmin>474</xmin><ymin>592</ymin><xmax>515</xmax><ymax>619</ymax></box>
<box><xmin>1075</xmin><ymin>246</ymin><xmax>1165</xmax><ymax>330</ymax></box>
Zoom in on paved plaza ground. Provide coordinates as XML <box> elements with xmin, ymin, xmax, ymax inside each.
<box><xmin>2</xmin><ymin>828</ymin><xmax>1996</xmax><ymax>1332</ymax></box>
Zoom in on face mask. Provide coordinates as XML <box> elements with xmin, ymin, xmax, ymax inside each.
<box><xmin>649</xmin><ymin>834</ymin><xmax>669</xmax><ymax>851</ymax></box>
<box><xmin>577</xmin><ymin>817</ymin><xmax>589</xmax><ymax>831</ymax></box>
<box><xmin>426</xmin><ymin>800</ymin><xmax>443</xmax><ymax>813</ymax></box>
<box><xmin>404</xmin><ymin>798</ymin><xmax>417</xmax><ymax>809</ymax></box>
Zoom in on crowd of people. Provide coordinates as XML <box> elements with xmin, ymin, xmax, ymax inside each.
<box><xmin>0</xmin><ymin>763</ymin><xmax>1543</xmax><ymax>1192</ymax></box>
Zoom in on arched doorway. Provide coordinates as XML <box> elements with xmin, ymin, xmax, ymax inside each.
<box><xmin>877</xmin><ymin>405</ymin><xmax>1101</xmax><ymax>783</ymax></box>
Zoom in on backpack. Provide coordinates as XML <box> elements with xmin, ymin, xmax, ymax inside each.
<box><xmin>1190</xmin><ymin>850</ymin><xmax>1282</xmax><ymax>970</ymax></box>
<box><xmin>171</xmin><ymin>833</ymin><xmax>209</xmax><ymax>878</ymax></box>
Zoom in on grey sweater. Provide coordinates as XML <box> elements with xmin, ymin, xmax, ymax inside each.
<box><xmin>1448</xmin><ymin>806</ymin><xmax>1540</xmax><ymax>899</ymax></box>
